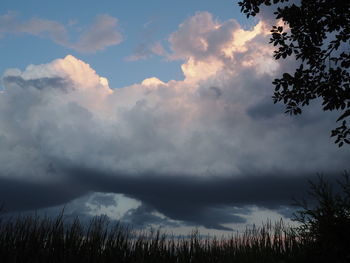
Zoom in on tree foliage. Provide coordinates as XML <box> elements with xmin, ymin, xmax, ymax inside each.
<box><xmin>293</xmin><ymin>174</ymin><xmax>350</xmax><ymax>262</ymax></box>
<box><xmin>238</xmin><ymin>0</ymin><xmax>350</xmax><ymax>146</ymax></box>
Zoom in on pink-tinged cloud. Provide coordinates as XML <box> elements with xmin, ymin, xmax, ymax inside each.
<box><xmin>168</xmin><ymin>11</ymin><xmax>220</xmax><ymax>60</ymax></box>
<box><xmin>0</xmin><ymin>12</ymin><xmax>122</xmax><ymax>53</ymax></box>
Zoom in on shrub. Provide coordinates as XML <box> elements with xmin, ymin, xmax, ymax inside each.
<box><xmin>293</xmin><ymin>173</ymin><xmax>350</xmax><ymax>263</ymax></box>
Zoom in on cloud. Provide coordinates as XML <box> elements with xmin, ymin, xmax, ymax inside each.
<box><xmin>127</xmin><ymin>42</ymin><xmax>166</xmax><ymax>61</ymax></box>
<box><xmin>168</xmin><ymin>11</ymin><xmax>223</xmax><ymax>60</ymax></box>
<box><xmin>70</xmin><ymin>14</ymin><xmax>122</xmax><ymax>53</ymax></box>
<box><xmin>1</xmin><ymin>12</ymin><xmax>349</xmax><ymax>230</ymax></box>
<box><xmin>120</xmin><ymin>203</ymin><xmax>181</xmax><ymax>229</ymax></box>
<box><xmin>126</xmin><ymin>18</ymin><xmax>166</xmax><ymax>61</ymax></box>
<box><xmin>0</xmin><ymin>12</ymin><xmax>122</xmax><ymax>53</ymax></box>
<box><xmin>0</xmin><ymin>12</ymin><xmax>68</xmax><ymax>45</ymax></box>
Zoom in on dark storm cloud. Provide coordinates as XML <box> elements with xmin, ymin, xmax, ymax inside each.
<box><xmin>2</xmin><ymin>165</ymin><xmax>339</xmax><ymax>230</ymax></box>
<box><xmin>69</xmin><ymin>169</ymin><xmax>345</xmax><ymax>230</ymax></box>
<box><xmin>0</xmin><ymin>175</ymin><xmax>88</xmax><ymax>212</ymax></box>
<box><xmin>72</xmin><ymin>170</ymin><xmax>324</xmax><ymax>209</ymax></box>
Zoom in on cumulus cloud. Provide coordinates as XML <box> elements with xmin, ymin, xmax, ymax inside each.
<box><xmin>0</xmin><ymin>12</ymin><xmax>122</xmax><ymax>53</ymax></box>
<box><xmin>1</xmin><ymin>12</ymin><xmax>349</xmax><ymax>230</ymax></box>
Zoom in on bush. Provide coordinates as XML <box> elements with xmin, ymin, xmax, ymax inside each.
<box><xmin>293</xmin><ymin>173</ymin><xmax>350</xmax><ymax>263</ymax></box>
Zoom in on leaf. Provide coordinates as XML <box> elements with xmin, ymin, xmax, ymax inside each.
<box><xmin>283</xmin><ymin>73</ymin><xmax>292</xmax><ymax>79</ymax></box>
<box><xmin>337</xmin><ymin>110</ymin><xmax>350</xmax><ymax>122</ymax></box>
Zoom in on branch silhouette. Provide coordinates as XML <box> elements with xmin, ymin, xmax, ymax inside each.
<box><xmin>239</xmin><ymin>0</ymin><xmax>350</xmax><ymax>146</ymax></box>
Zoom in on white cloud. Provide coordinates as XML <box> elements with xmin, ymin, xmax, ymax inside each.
<box><xmin>0</xmin><ymin>12</ymin><xmax>122</xmax><ymax>53</ymax></box>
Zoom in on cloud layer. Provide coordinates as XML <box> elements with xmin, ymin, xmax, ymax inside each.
<box><xmin>0</xmin><ymin>12</ymin><xmax>122</xmax><ymax>53</ymax></box>
<box><xmin>1</xmin><ymin>12</ymin><xmax>349</xmax><ymax>230</ymax></box>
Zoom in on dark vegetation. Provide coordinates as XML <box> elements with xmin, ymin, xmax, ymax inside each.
<box><xmin>292</xmin><ymin>174</ymin><xmax>350</xmax><ymax>263</ymax></box>
<box><xmin>238</xmin><ymin>0</ymin><xmax>350</xmax><ymax>146</ymax></box>
<box><xmin>0</xmin><ymin>215</ymin><xmax>300</xmax><ymax>263</ymax></box>
<box><xmin>1</xmin><ymin>174</ymin><xmax>350</xmax><ymax>262</ymax></box>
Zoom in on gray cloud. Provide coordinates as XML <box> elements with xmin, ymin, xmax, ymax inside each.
<box><xmin>70</xmin><ymin>14</ymin><xmax>122</xmax><ymax>53</ymax></box>
<box><xmin>0</xmin><ymin>12</ymin><xmax>122</xmax><ymax>53</ymax></box>
<box><xmin>247</xmin><ymin>98</ymin><xmax>286</xmax><ymax>120</ymax></box>
<box><xmin>3</xmin><ymin>76</ymin><xmax>68</xmax><ymax>91</ymax></box>
<box><xmin>126</xmin><ymin>19</ymin><xmax>166</xmax><ymax>61</ymax></box>
<box><xmin>0</xmin><ymin>12</ymin><xmax>68</xmax><ymax>45</ymax></box>
<box><xmin>90</xmin><ymin>193</ymin><xmax>118</xmax><ymax>208</ymax></box>
<box><xmin>0</xmin><ymin>175</ymin><xmax>87</xmax><ymax>212</ymax></box>
<box><xmin>0</xmin><ymin>167</ymin><xmax>341</xmax><ymax>230</ymax></box>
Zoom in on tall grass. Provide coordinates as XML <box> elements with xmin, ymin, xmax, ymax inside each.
<box><xmin>0</xmin><ymin>213</ymin><xmax>307</xmax><ymax>263</ymax></box>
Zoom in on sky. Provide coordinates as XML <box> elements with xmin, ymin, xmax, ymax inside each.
<box><xmin>0</xmin><ymin>0</ymin><xmax>349</xmax><ymax>235</ymax></box>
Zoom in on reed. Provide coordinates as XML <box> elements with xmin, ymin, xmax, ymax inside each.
<box><xmin>0</xmin><ymin>213</ymin><xmax>306</xmax><ymax>263</ymax></box>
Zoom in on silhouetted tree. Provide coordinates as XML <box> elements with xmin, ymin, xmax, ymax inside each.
<box><xmin>293</xmin><ymin>174</ymin><xmax>350</xmax><ymax>262</ymax></box>
<box><xmin>239</xmin><ymin>0</ymin><xmax>350</xmax><ymax>146</ymax></box>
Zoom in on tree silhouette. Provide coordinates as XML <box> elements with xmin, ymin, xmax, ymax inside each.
<box><xmin>293</xmin><ymin>174</ymin><xmax>350</xmax><ymax>262</ymax></box>
<box><xmin>239</xmin><ymin>0</ymin><xmax>350</xmax><ymax>146</ymax></box>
